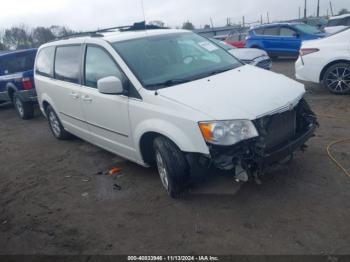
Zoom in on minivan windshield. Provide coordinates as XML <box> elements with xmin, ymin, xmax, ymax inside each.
<box><xmin>112</xmin><ymin>32</ymin><xmax>242</xmax><ymax>89</ymax></box>
<box><xmin>294</xmin><ymin>24</ymin><xmax>323</xmax><ymax>34</ymax></box>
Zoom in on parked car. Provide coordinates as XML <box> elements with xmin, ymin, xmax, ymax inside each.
<box><xmin>225</xmin><ymin>32</ymin><xmax>247</xmax><ymax>48</ymax></box>
<box><xmin>324</xmin><ymin>14</ymin><xmax>350</xmax><ymax>34</ymax></box>
<box><xmin>0</xmin><ymin>48</ymin><xmax>38</xmax><ymax>119</ymax></box>
<box><xmin>295</xmin><ymin>27</ymin><xmax>350</xmax><ymax>95</ymax></box>
<box><xmin>246</xmin><ymin>23</ymin><xmax>326</xmax><ymax>58</ymax></box>
<box><xmin>35</xmin><ymin>28</ymin><xmax>317</xmax><ymax>197</ymax></box>
<box><xmin>211</xmin><ymin>38</ymin><xmax>272</xmax><ymax>70</ymax></box>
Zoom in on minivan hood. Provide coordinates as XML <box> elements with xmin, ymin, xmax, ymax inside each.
<box><xmin>229</xmin><ymin>48</ymin><xmax>268</xmax><ymax>61</ymax></box>
<box><xmin>157</xmin><ymin>65</ymin><xmax>305</xmax><ymax>120</ymax></box>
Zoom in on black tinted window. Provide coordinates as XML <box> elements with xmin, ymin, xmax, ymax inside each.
<box><xmin>1</xmin><ymin>52</ymin><xmax>36</xmax><ymax>75</ymax></box>
<box><xmin>263</xmin><ymin>27</ymin><xmax>279</xmax><ymax>36</ymax></box>
<box><xmin>346</xmin><ymin>17</ymin><xmax>350</xmax><ymax>26</ymax></box>
<box><xmin>84</xmin><ymin>46</ymin><xmax>123</xmax><ymax>88</ymax></box>
<box><xmin>36</xmin><ymin>47</ymin><xmax>55</xmax><ymax>77</ymax></box>
<box><xmin>55</xmin><ymin>45</ymin><xmax>81</xmax><ymax>84</ymax></box>
<box><xmin>280</xmin><ymin>27</ymin><xmax>296</xmax><ymax>36</ymax></box>
<box><xmin>328</xmin><ymin>18</ymin><xmax>345</xmax><ymax>27</ymax></box>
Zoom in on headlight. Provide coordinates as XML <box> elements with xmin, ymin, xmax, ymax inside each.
<box><xmin>199</xmin><ymin>120</ymin><xmax>259</xmax><ymax>146</ymax></box>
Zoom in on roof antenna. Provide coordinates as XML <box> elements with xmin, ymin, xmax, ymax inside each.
<box><xmin>141</xmin><ymin>0</ymin><xmax>147</xmax><ymax>30</ymax></box>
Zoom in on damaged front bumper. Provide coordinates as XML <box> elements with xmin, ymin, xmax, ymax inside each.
<box><xmin>188</xmin><ymin>99</ymin><xmax>318</xmax><ymax>182</ymax></box>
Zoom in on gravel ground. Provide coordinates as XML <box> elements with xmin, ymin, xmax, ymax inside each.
<box><xmin>0</xmin><ymin>60</ymin><xmax>349</xmax><ymax>255</ymax></box>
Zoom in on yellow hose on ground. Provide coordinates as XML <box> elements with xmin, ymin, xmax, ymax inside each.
<box><xmin>326</xmin><ymin>138</ymin><xmax>350</xmax><ymax>178</ymax></box>
<box><xmin>315</xmin><ymin>113</ymin><xmax>350</xmax><ymax>178</ymax></box>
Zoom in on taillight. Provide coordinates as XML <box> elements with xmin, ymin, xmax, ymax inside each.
<box><xmin>300</xmin><ymin>48</ymin><xmax>319</xmax><ymax>56</ymax></box>
<box><xmin>22</xmin><ymin>77</ymin><xmax>33</xmax><ymax>90</ymax></box>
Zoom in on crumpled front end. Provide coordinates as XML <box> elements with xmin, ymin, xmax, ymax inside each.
<box><xmin>190</xmin><ymin>99</ymin><xmax>318</xmax><ymax>182</ymax></box>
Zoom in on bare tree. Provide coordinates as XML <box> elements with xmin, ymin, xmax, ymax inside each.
<box><xmin>182</xmin><ymin>21</ymin><xmax>195</xmax><ymax>30</ymax></box>
<box><xmin>32</xmin><ymin>27</ymin><xmax>55</xmax><ymax>47</ymax></box>
<box><xmin>2</xmin><ymin>25</ymin><xmax>32</xmax><ymax>49</ymax></box>
<box><xmin>338</xmin><ymin>8</ymin><xmax>349</xmax><ymax>15</ymax></box>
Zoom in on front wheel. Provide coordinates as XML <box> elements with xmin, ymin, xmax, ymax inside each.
<box><xmin>46</xmin><ymin>105</ymin><xmax>72</xmax><ymax>140</ymax></box>
<box><xmin>323</xmin><ymin>63</ymin><xmax>350</xmax><ymax>95</ymax></box>
<box><xmin>153</xmin><ymin>136</ymin><xmax>189</xmax><ymax>198</ymax></box>
<box><xmin>13</xmin><ymin>93</ymin><xmax>34</xmax><ymax>120</ymax></box>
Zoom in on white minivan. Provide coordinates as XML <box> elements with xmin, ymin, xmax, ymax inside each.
<box><xmin>34</xmin><ymin>26</ymin><xmax>318</xmax><ymax>197</ymax></box>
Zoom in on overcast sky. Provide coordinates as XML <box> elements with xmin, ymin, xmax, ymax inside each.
<box><xmin>0</xmin><ymin>0</ymin><xmax>349</xmax><ymax>31</ymax></box>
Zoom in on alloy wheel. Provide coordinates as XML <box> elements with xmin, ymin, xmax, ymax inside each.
<box><xmin>326</xmin><ymin>66</ymin><xmax>350</xmax><ymax>93</ymax></box>
<box><xmin>155</xmin><ymin>151</ymin><xmax>169</xmax><ymax>191</ymax></box>
<box><xmin>14</xmin><ymin>97</ymin><xmax>24</xmax><ymax>117</ymax></box>
<box><xmin>49</xmin><ymin>111</ymin><xmax>61</xmax><ymax>137</ymax></box>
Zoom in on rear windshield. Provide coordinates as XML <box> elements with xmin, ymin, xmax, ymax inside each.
<box><xmin>293</xmin><ymin>24</ymin><xmax>322</xmax><ymax>34</ymax></box>
<box><xmin>0</xmin><ymin>51</ymin><xmax>36</xmax><ymax>75</ymax></box>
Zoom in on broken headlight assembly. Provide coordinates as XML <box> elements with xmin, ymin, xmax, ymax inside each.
<box><xmin>199</xmin><ymin>120</ymin><xmax>259</xmax><ymax>146</ymax></box>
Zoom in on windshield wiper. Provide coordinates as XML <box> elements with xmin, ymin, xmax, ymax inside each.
<box><xmin>207</xmin><ymin>67</ymin><xmax>236</xmax><ymax>76</ymax></box>
<box><xmin>145</xmin><ymin>78</ymin><xmax>192</xmax><ymax>89</ymax></box>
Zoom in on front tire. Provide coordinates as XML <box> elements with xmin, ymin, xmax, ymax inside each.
<box><xmin>153</xmin><ymin>136</ymin><xmax>189</xmax><ymax>198</ymax></box>
<box><xmin>13</xmin><ymin>93</ymin><xmax>34</xmax><ymax>120</ymax></box>
<box><xmin>46</xmin><ymin>105</ymin><xmax>72</xmax><ymax>140</ymax></box>
<box><xmin>323</xmin><ymin>63</ymin><xmax>350</xmax><ymax>95</ymax></box>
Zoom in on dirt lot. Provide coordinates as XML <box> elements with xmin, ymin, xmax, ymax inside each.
<box><xmin>0</xmin><ymin>60</ymin><xmax>349</xmax><ymax>255</ymax></box>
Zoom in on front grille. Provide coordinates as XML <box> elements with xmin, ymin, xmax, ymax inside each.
<box><xmin>257</xmin><ymin>109</ymin><xmax>297</xmax><ymax>150</ymax></box>
<box><xmin>256</xmin><ymin>59</ymin><xmax>271</xmax><ymax>69</ymax></box>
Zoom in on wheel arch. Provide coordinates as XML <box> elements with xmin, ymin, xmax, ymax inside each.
<box><xmin>320</xmin><ymin>59</ymin><xmax>350</xmax><ymax>82</ymax></box>
<box><xmin>6</xmin><ymin>83</ymin><xmax>18</xmax><ymax>101</ymax></box>
<box><xmin>135</xmin><ymin>120</ymin><xmax>209</xmax><ymax>165</ymax></box>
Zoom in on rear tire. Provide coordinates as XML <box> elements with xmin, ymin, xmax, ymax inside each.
<box><xmin>153</xmin><ymin>136</ymin><xmax>189</xmax><ymax>198</ymax></box>
<box><xmin>46</xmin><ymin>105</ymin><xmax>72</xmax><ymax>140</ymax></box>
<box><xmin>13</xmin><ymin>93</ymin><xmax>34</xmax><ymax>120</ymax></box>
<box><xmin>323</xmin><ymin>63</ymin><xmax>350</xmax><ymax>95</ymax></box>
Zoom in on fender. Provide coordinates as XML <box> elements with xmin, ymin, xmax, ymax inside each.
<box><xmin>134</xmin><ymin>118</ymin><xmax>210</xmax><ymax>156</ymax></box>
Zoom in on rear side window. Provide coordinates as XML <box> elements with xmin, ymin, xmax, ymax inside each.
<box><xmin>228</xmin><ymin>34</ymin><xmax>239</xmax><ymax>41</ymax></box>
<box><xmin>1</xmin><ymin>52</ymin><xmax>36</xmax><ymax>75</ymax></box>
<box><xmin>36</xmin><ymin>47</ymin><xmax>55</xmax><ymax>77</ymax></box>
<box><xmin>54</xmin><ymin>45</ymin><xmax>81</xmax><ymax>84</ymax></box>
<box><xmin>84</xmin><ymin>46</ymin><xmax>124</xmax><ymax>88</ymax></box>
<box><xmin>254</xmin><ymin>28</ymin><xmax>264</xmax><ymax>35</ymax></box>
<box><xmin>280</xmin><ymin>27</ymin><xmax>296</xmax><ymax>36</ymax></box>
<box><xmin>263</xmin><ymin>27</ymin><xmax>279</xmax><ymax>36</ymax></box>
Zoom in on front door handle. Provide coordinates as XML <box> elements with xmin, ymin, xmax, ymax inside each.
<box><xmin>82</xmin><ymin>95</ymin><xmax>93</xmax><ymax>102</ymax></box>
<box><xmin>70</xmin><ymin>92</ymin><xmax>80</xmax><ymax>99</ymax></box>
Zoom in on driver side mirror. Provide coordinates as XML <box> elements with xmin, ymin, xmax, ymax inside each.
<box><xmin>97</xmin><ymin>76</ymin><xmax>124</xmax><ymax>95</ymax></box>
<box><xmin>293</xmin><ymin>33</ymin><xmax>300</xmax><ymax>38</ymax></box>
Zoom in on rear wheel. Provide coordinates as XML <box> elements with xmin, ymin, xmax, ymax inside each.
<box><xmin>153</xmin><ymin>136</ymin><xmax>189</xmax><ymax>198</ymax></box>
<box><xmin>323</xmin><ymin>63</ymin><xmax>350</xmax><ymax>95</ymax></box>
<box><xmin>46</xmin><ymin>105</ymin><xmax>72</xmax><ymax>140</ymax></box>
<box><xmin>13</xmin><ymin>93</ymin><xmax>34</xmax><ymax>120</ymax></box>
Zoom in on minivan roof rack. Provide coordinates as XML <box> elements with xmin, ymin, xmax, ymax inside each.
<box><xmin>54</xmin><ymin>21</ymin><xmax>167</xmax><ymax>41</ymax></box>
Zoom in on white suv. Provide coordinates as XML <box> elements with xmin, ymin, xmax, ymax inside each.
<box><xmin>34</xmin><ymin>26</ymin><xmax>318</xmax><ymax>197</ymax></box>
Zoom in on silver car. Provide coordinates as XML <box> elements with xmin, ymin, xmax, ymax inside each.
<box><xmin>211</xmin><ymin>38</ymin><xmax>272</xmax><ymax>70</ymax></box>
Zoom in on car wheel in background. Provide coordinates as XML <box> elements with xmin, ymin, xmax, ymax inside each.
<box><xmin>13</xmin><ymin>93</ymin><xmax>34</xmax><ymax>120</ymax></box>
<box><xmin>46</xmin><ymin>105</ymin><xmax>72</xmax><ymax>140</ymax></box>
<box><xmin>323</xmin><ymin>63</ymin><xmax>350</xmax><ymax>95</ymax></box>
<box><xmin>153</xmin><ymin>136</ymin><xmax>189</xmax><ymax>198</ymax></box>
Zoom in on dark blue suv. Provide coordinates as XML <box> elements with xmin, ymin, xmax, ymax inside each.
<box><xmin>246</xmin><ymin>23</ymin><xmax>326</xmax><ymax>58</ymax></box>
<box><xmin>0</xmin><ymin>48</ymin><xmax>37</xmax><ymax>119</ymax></box>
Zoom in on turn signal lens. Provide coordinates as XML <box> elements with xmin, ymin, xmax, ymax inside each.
<box><xmin>199</xmin><ymin>123</ymin><xmax>214</xmax><ymax>141</ymax></box>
